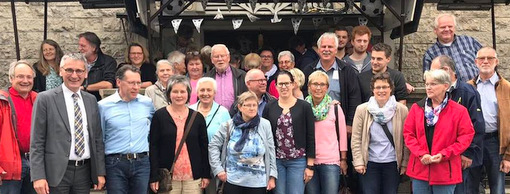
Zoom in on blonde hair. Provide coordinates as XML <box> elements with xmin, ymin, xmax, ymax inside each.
<box><xmin>237</xmin><ymin>91</ymin><xmax>258</xmax><ymax>106</ymax></box>
<box><xmin>289</xmin><ymin>68</ymin><xmax>305</xmax><ymax>88</ymax></box>
<box><xmin>243</xmin><ymin>53</ymin><xmax>262</xmax><ymax>70</ymax></box>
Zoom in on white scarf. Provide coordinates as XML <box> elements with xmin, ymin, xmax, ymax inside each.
<box><xmin>367</xmin><ymin>95</ymin><xmax>397</xmax><ymax>124</ymax></box>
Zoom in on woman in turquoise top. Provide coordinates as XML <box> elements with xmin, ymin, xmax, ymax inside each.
<box><xmin>33</xmin><ymin>39</ymin><xmax>64</xmax><ymax>92</ymax></box>
<box><xmin>189</xmin><ymin>77</ymin><xmax>231</xmax><ymax>141</ymax></box>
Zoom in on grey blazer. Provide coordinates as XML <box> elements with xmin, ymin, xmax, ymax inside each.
<box><xmin>30</xmin><ymin>86</ymin><xmax>106</xmax><ymax>187</ymax></box>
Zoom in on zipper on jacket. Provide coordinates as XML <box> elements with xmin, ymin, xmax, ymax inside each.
<box><xmin>448</xmin><ymin>160</ymin><xmax>452</xmax><ymax>179</ymax></box>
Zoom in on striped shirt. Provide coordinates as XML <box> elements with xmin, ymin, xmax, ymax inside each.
<box><xmin>423</xmin><ymin>35</ymin><xmax>482</xmax><ymax>82</ymax></box>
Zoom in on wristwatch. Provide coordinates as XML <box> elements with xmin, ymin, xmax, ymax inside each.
<box><xmin>306</xmin><ymin>165</ymin><xmax>315</xmax><ymax>170</ymax></box>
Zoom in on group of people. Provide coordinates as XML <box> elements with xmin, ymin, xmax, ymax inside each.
<box><xmin>0</xmin><ymin>13</ymin><xmax>509</xmax><ymax>194</ymax></box>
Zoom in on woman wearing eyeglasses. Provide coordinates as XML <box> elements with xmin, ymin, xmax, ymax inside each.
<box><xmin>351</xmin><ymin>72</ymin><xmax>409</xmax><ymax>194</ymax></box>
<box><xmin>186</xmin><ymin>50</ymin><xmax>204</xmax><ymax>104</ymax></box>
<box><xmin>118</xmin><ymin>42</ymin><xmax>156</xmax><ymax>88</ymax></box>
<box><xmin>404</xmin><ymin>70</ymin><xmax>474</xmax><ymax>194</ymax></box>
<box><xmin>33</xmin><ymin>39</ymin><xmax>64</xmax><ymax>92</ymax></box>
<box><xmin>304</xmin><ymin>71</ymin><xmax>348</xmax><ymax>194</ymax></box>
<box><xmin>262</xmin><ymin>70</ymin><xmax>315</xmax><ymax>194</ymax></box>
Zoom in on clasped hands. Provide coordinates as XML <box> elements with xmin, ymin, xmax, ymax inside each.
<box><xmin>420</xmin><ymin>154</ymin><xmax>443</xmax><ymax>165</ymax></box>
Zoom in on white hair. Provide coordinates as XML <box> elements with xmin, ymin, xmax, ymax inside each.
<box><xmin>434</xmin><ymin>13</ymin><xmax>457</xmax><ymax>28</ymax></box>
<box><xmin>278</xmin><ymin>50</ymin><xmax>295</xmax><ymax>62</ymax></box>
<box><xmin>211</xmin><ymin>44</ymin><xmax>230</xmax><ymax>55</ymax></box>
<box><xmin>196</xmin><ymin>77</ymin><xmax>217</xmax><ymax>93</ymax></box>
<box><xmin>60</xmin><ymin>53</ymin><xmax>87</xmax><ymax>69</ymax></box>
<box><xmin>317</xmin><ymin>32</ymin><xmax>339</xmax><ymax>48</ymax></box>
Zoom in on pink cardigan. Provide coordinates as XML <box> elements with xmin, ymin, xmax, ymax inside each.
<box><xmin>314</xmin><ymin>104</ymin><xmax>348</xmax><ymax>165</ymax></box>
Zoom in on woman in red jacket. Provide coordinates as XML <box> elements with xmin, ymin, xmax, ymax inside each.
<box><xmin>403</xmin><ymin>69</ymin><xmax>474</xmax><ymax>194</ymax></box>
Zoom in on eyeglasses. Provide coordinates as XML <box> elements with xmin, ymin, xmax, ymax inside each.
<box><xmin>260</xmin><ymin>55</ymin><xmax>272</xmax><ymax>59</ymax></box>
<box><xmin>14</xmin><ymin>75</ymin><xmax>34</xmax><ymax>80</ymax></box>
<box><xmin>277</xmin><ymin>82</ymin><xmax>292</xmax><ymax>88</ymax></box>
<box><xmin>279</xmin><ymin>60</ymin><xmax>292</xmax><ymax>65</ymax></box>
<box><xmin>476</xmin><ymin>56</ymin><xmax>496</xmax><ymax>62</ymax></box>
<box><xmin>123</xmin><ymin>81</ymin><xmax>142</xmax><ymax>87</ymax></box>
<box><xmin>129</xmin><ymin>52</ymin><xmax>143</xmax><ymax>56</ymax></box>
<box><xmin>187</xmin><ymin>51</ymin><xmax>200</xmax><ymax>56</ymax></box>
<box><xmin>373</xmin><ymin>85</ymin><xmax>390</xmax><ymax>90</ymax></box>
<box><xmin>310</xmin><ymin>82</ymin><xmax>328</xmax><ymax>89</ymax></box>
<box><xmin>249</xmin><ymin>79</ymin><xmax>266</xmax><ymax>84</ymax></box>
<box><xmin>212</xmin><ymin>54</ymin><xmax>228</xmax><ymax>59</ymax></box>
<box><xmin>63</xmin><ymin>68</ymin><xmax>85</xmax><ymax>75</ymax></box>
<box><xmin>242</xmin><ymin>104</ymin><xmax>258</xmax><ymax>108</ymax></box>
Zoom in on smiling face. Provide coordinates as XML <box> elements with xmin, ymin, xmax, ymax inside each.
<box><xmin>197</xmin><ymin>81</ymin><xmax>215</xmax><ymax>104</ymax></box>
<box><xmin>308</xmin><ymin>75</ymin><xmax>329</xmax><ymax>103</ymax></box>
<box><xmin>187</xmin><ymin>58</ymin><xmax>204</xmax><ymax>79</ymax></box>
<box><xmin>246</xmin><ymin>70</ymin><xmax>267</xmax><ymax>96</ymax></box>
<box><xmin>318</xmin><ymin>37</ymin><xmax>338</xmax><ymax>62</ymax></box>
<box><xmin>434</xmin><ymin>15</ymin><xmax>456</xmax><ymax>44</ymax></box>
<box><xmin>60</xmin><ymin>59</ymin><xmax>87</xmax><ymax>93</ymax></box>
<box><xmin>276</xmin><ymin>73</ymin><xmax>295</xmax><ymax>98</ymax></box>
<box><xmin>78</xmin><ymin>37</ymin><xmax>96</xmax><ymax>58</ymax></box>
<box><xmin>169</xmin><ymin>83</ymin><xmax>189</xmax><ymax>106</ymax></box>
<box><xmin>10</xmin><ymin>64</ymin><xmax>34</xmax><ymax>97</ymax></box>
<box><xmin>370</xmin><ymin>50</ymin><xmax>390</xmax><ymax>73</ymax></box>
<box><xmin>117</xmin><ymin>70</ymin><xmax>141</xmax><ymax>102</ymax></box>
<box><xmin>156</xmin><ymin>63</ymin><xmax>174</xmax><ymax>84</ymax></box>
<box><xmin>278</xmin><ymin>55</ymin><xmax>295</xmax><ymax>71</ymax></box>
<box><xmin>129</xmin><ymin>46</ymin><xmax>145</xmax><ymax>66</ymax></box>
<box><xmin>372</xmin><ymin>79</ymin><xmax>392</xmax><ymax>105</ymax></box>
<box><xmin>42</xmin><ymin>43</ymin><xmax>56</xmax><ymax>62</ymax></box>
<box><xmin>260</xmin><ymin>50</ymin><xmax>274</xmax><ymax>70</ymax></box>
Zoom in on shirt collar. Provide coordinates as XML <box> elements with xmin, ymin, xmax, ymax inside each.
<box><xmin>315</xmin><ymin>60</ymin><xmax>339</xmax><ymax>71</ymax></box>
<box><xmin>111</xmin><ymin>91</ymin><xmax>140</xmax><ymax>103</ymax></box>
<box><xmin>436</xmin><ymin>34</ymin><xmax>457</xmax><ymax>47</ymax></box>
<box><xmin>216</xmin><ymin>65</ymin><xmax>232</xmax><ymax>76</ymax></box>
<box><xmin>62</xmin><ymin>84</ymin><xmax>83</xmax><ymax>99</ymax></box>
<box><xmin>265</xmin><ymin>64</ymin><xmax>278</xmax><ymax>78</ymax></box>
<box><xmin>476</xmin><ymin>72</ymin><xmax>499</xmax><ymax>85</ymax></box>
<box><xmin>448</xmin><ymin>80</ymin><xmax>457</xmax><ymax>92</ymax></box>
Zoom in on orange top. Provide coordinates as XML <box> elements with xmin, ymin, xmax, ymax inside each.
<box><xmin>172</xmin><ymin>115</ymin><xmax>193</xmax><ymax>181</ymax></box>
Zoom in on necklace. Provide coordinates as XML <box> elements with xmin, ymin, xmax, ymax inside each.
<box><xmin>167</xmin><ymin>106</ymin><xmax>188</xmax><ymax>120</ymax></box>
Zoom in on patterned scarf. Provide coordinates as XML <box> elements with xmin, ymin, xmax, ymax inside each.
<box><xmin>232</xmin><ymin>112</ymin><xmax>260</xmax><ymax>152</ymax></box>
<box><xmin>367</xmin><ymin>95</ymin><xmax>397</xmax><ymax>124</ymax></box>
<box><xmin>305</xmin><ymin>94</ymin><xmax>332</xmax><ymax>121</ymax></box>
<box><xmin>424</xmin><ymin>93</ymin><xmax>449</xmax><ymax>126</ymax></box>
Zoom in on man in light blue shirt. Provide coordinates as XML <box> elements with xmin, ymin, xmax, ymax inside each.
<box><xmin>98</xmin><ymin>65</ymin><xmax>155</xmax><ymax>194</ymax></box>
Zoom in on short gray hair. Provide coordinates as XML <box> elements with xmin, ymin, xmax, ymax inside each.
<box><xmin>9</xmin><ymin>60</ymin><xmax>35</xmax><ymax>80</ymax></box>
<box><xmin>317</xmin><ymin>32</ymin><xmax>339</xmax><ymax>49</ymax></box>
<box><xmin>165</xmin><ymin>75</ymin><xmax>191</xmax><ymax>104</ymax></box>
<box><xmin>424</xmin><ymin>69</ymin><xmax>451</xmax><ymax>87</ymax></box>
<box><xmin>167</xmin><ymin>51</ymin><xmax>185</xmax><ymax>65</ymax></box>
<box><xmin>211</xmin><ymin>44</ymin><xmax>230</xmax><ymax>55</ymax></box>
<box><xmin>278</xmin><ymin>51</ymin><xmax>295</xmax><ymax>62</ymax></box>
<box><xmin>156</xmin><ymin>59</ymin><xmax>175</xmax><ymax>72</ymax></box>
<box><xmin>434</xmin><ymin>13</ymin><xmax>457</xmax><ymax>28</ymax></box>
<box><xmin>433</xmin><ymin>55</ymin><xmax>457</xmax><ymax>75</ymax></box>
<box><xmin>196</xmin><ymin>77</ymin><xmax>217</xmax><ymax>93</ymax></box>
<box><xmin>60</xmin><ymin>53</ymin><xmax>87</xmax><ymax>69</ymax></box>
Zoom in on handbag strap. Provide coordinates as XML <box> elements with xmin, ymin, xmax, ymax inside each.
<box><xmin>380</xmin><ymin>123</ymin><xmax>395</xmax><ymax>148</ymax></box>
<box><xmin>205</xmin><ymin>104</ymin><xmax>221</xmax><ymax>129</ymax></box>
<box><xmin>169</xmin><ymin>110</ymin><xmax>198</xmax><ymax>173</ymax></box>
<box><xmin>334</xmin><ymin>105</ymin><xmax>340</xmax><ymax>144</ymax></box>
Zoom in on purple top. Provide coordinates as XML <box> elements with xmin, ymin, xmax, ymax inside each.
<box><xmin>214</xmin><ymin>66</ymin><xmax>235</xmax><ymax>109</ymax></box>
<box><xmin>275</xmin><ymin>112</ymin><xmax>305</xmax><ymax>159</ymax></box>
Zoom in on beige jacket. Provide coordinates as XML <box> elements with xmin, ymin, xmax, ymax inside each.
<box><xmin>144</xmin><ymin>81</ymin><xmax>169</xmax><ymax>110</ymax></box>
<box><xmin>351</xmin><ymin>102</ymin><xmax>410</xmax><ymax>168</ymax></box>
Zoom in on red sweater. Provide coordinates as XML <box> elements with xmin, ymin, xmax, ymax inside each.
<box><xmin>403</xmin><ymin>99</ymin><xmax>474</xmax><ymax>185</ymax></box>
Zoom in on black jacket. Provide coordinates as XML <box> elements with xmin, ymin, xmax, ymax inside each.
<box><xmin>450</xmin><ymin>80</ymin><xmax>485</xmax><ymax>167</ymax></box>
<box><xmin>358</xmin><ymin>68</ymin><xmax>408</xmax><ymax>103</ymax></box>
<box><xmin>262</xmin><ymin>99</ymin><xmax>315</xmax><ymax>158</ymax></box>
<box><xmin>85</xmin><ymin>52</ymin><xmax>117</xmax><ymax>100</ymax></box>
<box><xmin>204</xmin><ymin>66</ymin><xmax>248</xmax><ymax>98</ymax></box>
<box><xmin>302</xmin><ymin>58</ymin><xmax>361</xmax><ymax>126</ymax></box>
<box><xmin>149</xmin><ymin>108</ymin><xmax>211</xmax><ymax>182</ymax></box>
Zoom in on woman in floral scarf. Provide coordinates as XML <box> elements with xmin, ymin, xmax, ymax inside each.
<box><xmin>304</xmin><ymin>71</ymin><xmax>348</xmax><ymax>194</ymax></box>
<box><xmin>351</xmin><ymin>72</ymin><xmax>410</xmax><ymax>194</ymax></box>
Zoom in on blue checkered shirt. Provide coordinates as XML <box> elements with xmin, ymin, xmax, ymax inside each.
<box><xmin>423</xmin><ymin>35</ymin><xmax>482</xmax><ymax>82</ymax></box>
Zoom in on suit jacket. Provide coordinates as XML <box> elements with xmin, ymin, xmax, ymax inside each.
<box><xmin>204</xmin><ymin>66</ymin><xmax>247</xmax><ymax>98</ymax></box>
<box><xmin>30</xmin><ymin>86</ymin><xmax>105</xmax><ymax>187</ymax></box>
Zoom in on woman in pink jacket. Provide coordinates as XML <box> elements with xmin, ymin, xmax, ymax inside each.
<box><xmin>404</xmin><ymin>69</ymin><xmax>474</xmax><ymax>194</ymax></box>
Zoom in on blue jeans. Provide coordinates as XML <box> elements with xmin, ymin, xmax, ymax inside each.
<box><xmin>305</xmin><ymin>164</ymin><xmax>340</xmax><ymax>194</ymax></box>
<box><xmin>105</xmin><ymin>155</ymin><xmax>150</xmax><ymax>194</ymax></box>
<box><xmin>473</xmin><ymin>135</ymin><xmax>505</xmax><ymax>194</ymax></box>
<box><xmin>412</xmin><ymin>179</ymin><xmax>456</xmax><ymax>194</ymax></box>
<box><xmin>274</xmin><ymin>157</ymin><xmax>306</xmax><ymax>194</ymax></box>
<box><xmin>454</xmin><ymin>167</ymin><xmax>482</xmax><ymax>194</ymax></box>
<box><xmin>359</xmin><ymin>161</ymin><xmax>400</xmax><ymax>194</ymax></box>
<box><xmin>0</xmin><ymin>157</ymin><xmax>36</xmax><ymax>194</ymax></box>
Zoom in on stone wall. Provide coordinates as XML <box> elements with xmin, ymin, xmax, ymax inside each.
<box><xmin>0</xmin><ymin>2</ymin><xmax>126</xmax><ymax>88</ymax></box>
<box><xmin>0</xmin><ymin>2</ymin><xmax>508</xmax><ymax>88</ymax></box>
<box><xmin>400</xmin><ymin>3</ymin><xmax>510</xmax><ymax>86</ymax></box>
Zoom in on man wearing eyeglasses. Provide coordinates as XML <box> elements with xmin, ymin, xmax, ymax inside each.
<box><xmin>0</xmin><ymin>60</ymin><xmax>37</xmax><ymax>193</ymax></box>
<box><xmin>204</xmin><ymin>44</ymin><xmax>247</xmax><ymax>109</ymax></box>
<box><xmin>429</xmin><ymin>55</ymin><xmax>485</xmax><ymax>194</ymax></box>
<box><xmin>423</xmin><ymin>13</ymin><xmax>482</xmax><ymax>82</ymax></box>
<box><xmin>229</xmin><ymin>69</ymin><xmax>276</xmax><ymax>117</ymax></box>
<box><xmin>259</xmin><ymin>48</ymin><xmax>279</xmax><ymax>91</ymax></box>
<box><xmin>31</xmin><ymin>53</ymin><xmax>106</xmax><ymax>194</ymax></box>
<box><xmin>78</xmin><ymin>32</ymin><xmax>117</xmax><ymax>100</ymax></box>
<box><xmin>343</xmin><ymin>25</ymin><xmax>372</xmax><ymax>74</ymax></box>
<box><xmin>467</xmin><ymin>47</ymin><xmax>510</xmax><ymax>194</ymax></box>
<box><xmin>358</xmin><ymin>43</ymin><xmax>408</xmax><ymax>104</ymax></box>
<box><xmin>98</xmin><ymin>65</ymin><xmax>155</xmax><ymax>194</ymax></box>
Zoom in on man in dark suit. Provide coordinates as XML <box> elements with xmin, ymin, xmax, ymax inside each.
<box><xmin>30</xmin><ymin>53</ymin><xmax>106</xmax><ymax>194</ymax></box>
